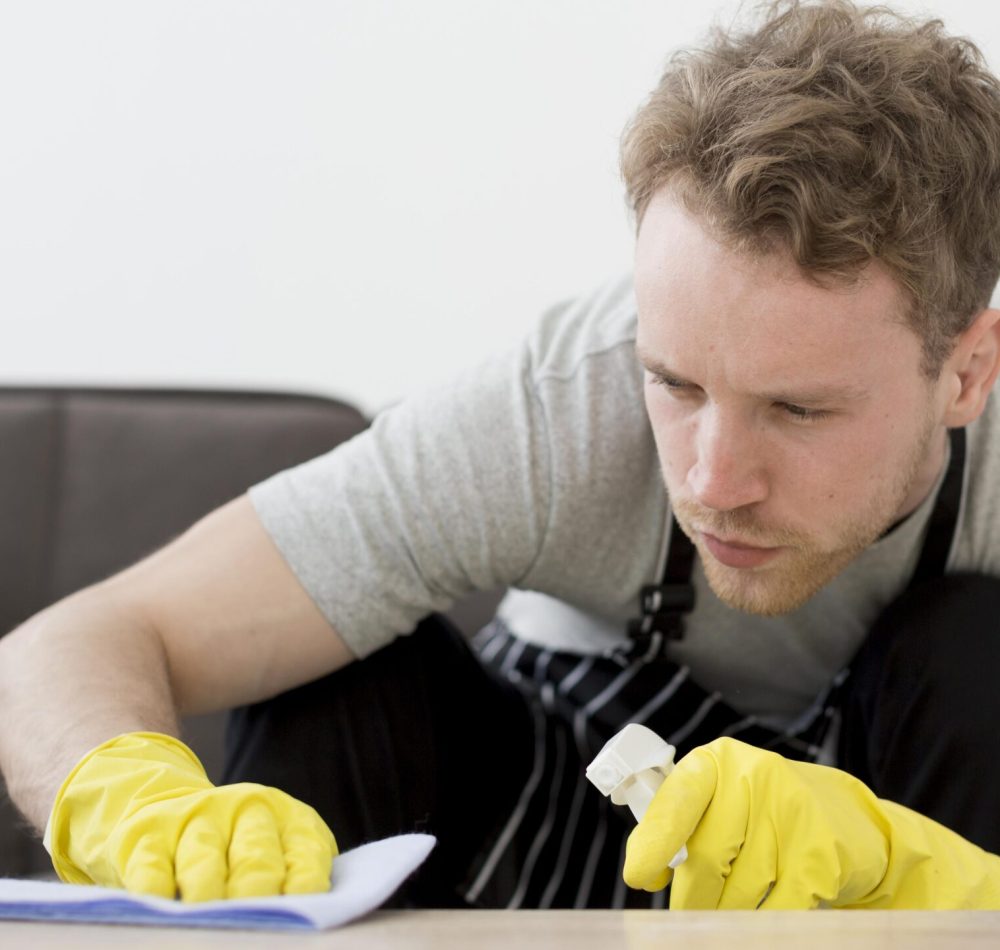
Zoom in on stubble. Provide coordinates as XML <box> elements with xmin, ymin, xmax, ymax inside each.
<box><xmin>669</xmin><ymin>416</ymin><xmax>940</xmax><ymax>616</ymax></box>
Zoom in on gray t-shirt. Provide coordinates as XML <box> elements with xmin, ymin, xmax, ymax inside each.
<box><xmin>249</xmin><ymin>274</ymin><xmax>1000</xmax><ymax>725</ymax></box>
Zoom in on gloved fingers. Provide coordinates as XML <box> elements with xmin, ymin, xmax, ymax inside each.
<box><xmin>667</xmin><ymin>863</ymin><xmax>725</xmax><ymax>909</ymax></box>
<box><xmin>120</xmin><ymin>832</ymin><xmax>177</xmax><ymax>900</ymax></box>
<box><xmin>226</xmin><ymin>799</ymin><xmax>286</xmax><ymax>899</ymax></box>
<box><xmin>715</xmin><ymin>825</ymin><xmax>777</xmax><ymax>910</ymax></box>
<box><xmin>757</xmin><ymin>873</ymin><xmax>821</xmax><ymax>910</ymax></box>
<box><xmin>622</xmin><ymin>848</ymin><xmax>673</xmax><ymax>893</ymax></box>
<box><xmin>667</xmin><ymin>823</ymin><xmax>732</xmax><ymax>909</ymax></box>
<box><xmin>279</xmin><ymin>806</ymin><xmax>337</xmax><ymax>895</ymax></box>
<box><xmin>758</xmin><ymin>848</ymin><xmax>839</xmax><ymax>911</ymax></box>
<box><xmin>668</xmin><ymin>761</ymin><xmax>753</xmax><ymax>910</ymax></box>
<box><xmin>175</xmin><ymin>813</ymin><xmax>228</xmax><ymax>902</ymax></box>
<box><xmin>623</xmin><ymin>746</ymin><xmax>718</xmax><ymax>891</ymax></box>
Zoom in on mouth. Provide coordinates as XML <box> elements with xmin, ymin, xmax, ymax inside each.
<box><xmin>699</xmin><ymin>531</ymin><xmax>784</xmax><ymax>569</ymax></box>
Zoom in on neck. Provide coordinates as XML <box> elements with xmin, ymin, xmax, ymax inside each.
<box><xmin>892</xmin><ymin>425</ymin><xmax>951</xmax><ymax>522</ymax></box>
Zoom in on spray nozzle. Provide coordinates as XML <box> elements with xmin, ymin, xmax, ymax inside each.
<box><xmin>586</xmin><ymin>723</ymin><xmax>688</xmax><ymax>869</ymax></box>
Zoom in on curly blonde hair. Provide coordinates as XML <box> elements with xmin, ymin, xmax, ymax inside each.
<box><xmin>621</xmin><ymin>0</ymin><xmax>1000</xmax><ymax>375</ymax></box>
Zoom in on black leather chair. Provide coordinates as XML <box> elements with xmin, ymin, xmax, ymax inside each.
<box><xmin>0</xmin><ymin>385</ymin><xmax>368</xmax><ymax>877</ymax></box>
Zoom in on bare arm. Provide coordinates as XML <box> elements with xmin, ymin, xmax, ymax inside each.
<box><xmin>0</xmin><ymin>494</ymin><xmax>353</xmax><ymax>833</ymax></box>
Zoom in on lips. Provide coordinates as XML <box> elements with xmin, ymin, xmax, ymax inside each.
<box><xmin>699</xmin><ymin>531</ymin><xmax>783</xmax><ymax>569</ymax></box>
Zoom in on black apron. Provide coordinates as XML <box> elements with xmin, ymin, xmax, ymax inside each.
<box><xmin>461</xmin><ymin>427</ymin><xmax>966</xmax><ymax>909</ymax></box>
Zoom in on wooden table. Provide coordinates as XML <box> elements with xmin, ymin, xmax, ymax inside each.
<box><xmin>0</xmin><ymin>910</ymin><xmax>997</xmax><ymax>948</ymax></box>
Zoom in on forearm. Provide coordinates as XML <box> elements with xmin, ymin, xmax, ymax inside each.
<box><xmin>0</xmin><ymin>584</ymin><xmax>179</xmax><ymax>833</ymax></box>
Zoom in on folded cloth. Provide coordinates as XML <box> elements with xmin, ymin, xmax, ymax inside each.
<box><xmin>0</xmin><ymin>834</ymin><xmax>434</xmax><ymax>931</ymax></box>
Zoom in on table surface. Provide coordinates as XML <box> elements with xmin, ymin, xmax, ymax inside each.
<box><xmin>0</xmin><ymin>909</ymin><xmax>998</xmax><ymax>948</ymax></box>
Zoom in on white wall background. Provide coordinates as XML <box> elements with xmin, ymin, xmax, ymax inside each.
<box><xmin>2</xmin><ymin>1</ymin><xmax>998</xmax><ymax>415</ymax></box>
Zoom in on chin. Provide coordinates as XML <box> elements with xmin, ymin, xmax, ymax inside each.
<box><xmin>699</xmin><ymin>549</ymin><xmax>855</xmax><ymax>616</ymax></box>
<box><xmin>704</xmin><ymin>577</ymin><xmax>817</xmax><ymax>616</ymax></box>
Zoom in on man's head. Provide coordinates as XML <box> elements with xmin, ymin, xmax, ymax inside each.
<box><xmin>623</xmin><ymin>0</ymin><xmax>1000</xmax><ymax>375</ymax></box>
<box><xmin>624</xmin><ymin>0</ymin><xmax>1000</xmax><ymax>614</ymax></box>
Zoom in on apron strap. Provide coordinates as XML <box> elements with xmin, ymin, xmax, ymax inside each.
<box><xmin>622</xmin><ymin>426</ymin><xmax>967</xmax><ymax>660</ymax></box>
<box><xmin>908</xmin><ymin>426</ymin><xmax>965</xmax><ymax>587</ymax></box>
<box><xmin>623</xmin><ymin>516</ymin><xmax>695</xmax><ymax>660</ymax></box>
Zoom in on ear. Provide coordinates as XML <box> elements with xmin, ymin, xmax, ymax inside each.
<box><xmin>940</xmin><ymin>307</ymin><xmax>1000</xmax><ymax>427</ymax></box>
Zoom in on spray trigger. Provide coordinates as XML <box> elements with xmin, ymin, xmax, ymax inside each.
<box><xmin>585</xmin><ymin>723</ymin><xmax>688</xmax><ymax>869</ymax></box>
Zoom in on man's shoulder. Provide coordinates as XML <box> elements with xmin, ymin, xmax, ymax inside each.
<box><xmin>525</xmin><ymin>273</ymin><xmax>638</xmax><ymax>385</ymax></box>
<box><xmin>966</xmin><ymin>391</ymin><xmax>1000</xmax><ymax>475</ymax></box>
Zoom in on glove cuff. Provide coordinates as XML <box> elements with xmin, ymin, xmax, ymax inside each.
<box><xmin>48</xmin><ymin>731</ymin><xmax>208</xmax><ymax>884</ymax></box>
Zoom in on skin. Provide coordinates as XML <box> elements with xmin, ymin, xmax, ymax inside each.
<box><xmin>634</xmin><ymin>187</ymin><xmax>1000</xmax><ymax>616</ymax></box>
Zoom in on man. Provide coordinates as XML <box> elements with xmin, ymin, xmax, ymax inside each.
<box><xmin>3</xmin><ymin>0</ymin><xmax>1000</xmax><ymax>910</ymax></box>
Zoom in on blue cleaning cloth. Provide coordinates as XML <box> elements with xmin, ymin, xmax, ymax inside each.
<box><xmin>0</xmin><ymin>833</ymin><xmax>435</xmax><ymax>931</ymax></box>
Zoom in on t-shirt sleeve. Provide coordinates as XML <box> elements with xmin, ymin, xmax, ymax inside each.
<box><xmin>248</xmin><ymin>339</ymin><xmax>552</xmax><ymax>658</ymax></box>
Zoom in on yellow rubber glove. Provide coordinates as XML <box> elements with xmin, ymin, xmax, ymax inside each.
<box><xmin>47</xmin><ymin>731</ymin><xmax>337</xmax><ymax>902</ymax></box>
<box><xmin>623</xmin><ymin>737</ymin><xmax>1000</xmax><ymax>909</ymax></box>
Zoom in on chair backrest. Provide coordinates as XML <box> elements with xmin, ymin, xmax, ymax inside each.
<box><xmin>0</xmin><ymin>386</ymin><xmax>368</xmax><ymax>877</ymax></box>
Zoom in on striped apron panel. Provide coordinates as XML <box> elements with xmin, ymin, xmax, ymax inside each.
<box><xmin>460</xmin><ymin>618</ymin><xmax>845</xmax><ymax>909</ymax></box>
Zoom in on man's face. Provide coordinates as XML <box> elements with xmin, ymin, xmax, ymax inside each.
<box><xmin>634</xmin><ymin>190</ymin><xmax>951</xmax><ymax>616</ymax></box>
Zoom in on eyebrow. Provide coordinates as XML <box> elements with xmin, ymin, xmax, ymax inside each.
<box><xmin>635</xmin><ymin>346</ymin><xmax>870</xmax><ymax>406</ymax></box>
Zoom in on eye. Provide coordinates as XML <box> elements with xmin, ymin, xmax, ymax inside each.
<box><xmin>648</xmin><ymin>372</ymin><xmax>691</xmax><ymax>392</ymax></box>
<box><xmin>779</xmin><ymin>402</ymin><xmax>831</xmax><ymax>422</ymax></box>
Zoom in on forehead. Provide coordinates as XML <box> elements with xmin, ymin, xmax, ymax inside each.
<box><xmin>633</xmin><ymin>191</ymin><xmax>923</xmax><ymax>387</ymax></box>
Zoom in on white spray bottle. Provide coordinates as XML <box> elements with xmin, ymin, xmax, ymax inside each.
<box><xmin>585</xmin><ymin>722</ymin><xmax>688</xmax><ymax>868</ymax></box>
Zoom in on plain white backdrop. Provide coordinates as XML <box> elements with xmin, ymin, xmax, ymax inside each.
<box><xmin>2</xmin><ymin>1</ymin><xmax>998</xmax><ymax>414</ymax></box>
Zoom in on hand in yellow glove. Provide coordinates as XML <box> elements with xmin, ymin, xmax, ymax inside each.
<box><xmin>47</xmin><ymin>731</ymin><xmax>337</xmax><ymax>902</ymax></box>
<box><xmin>623</xmin><ymin>737</ymin><xmax>1000</xmax><ymax>909</ymax></box>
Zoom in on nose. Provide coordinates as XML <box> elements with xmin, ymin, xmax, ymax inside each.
<box><xmin>686</xmin><ymin>408</ymin><xmax>769</xmax><ymax>512</ymax></box>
